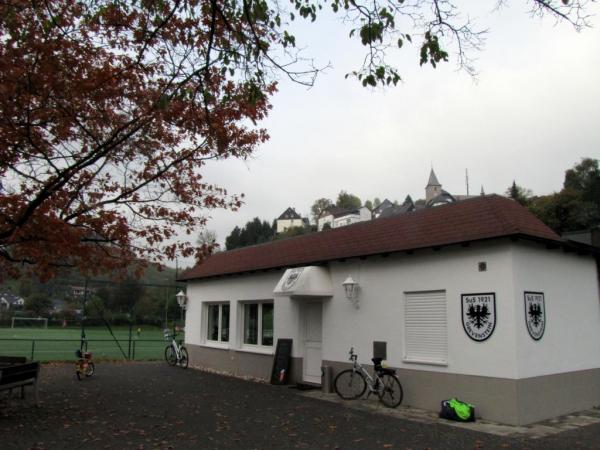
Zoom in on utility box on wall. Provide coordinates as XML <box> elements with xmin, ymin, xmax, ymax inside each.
<box><xmin>373</xmin><ymin>341</ymin><xmax>387</xmax><ymax>360</ymax></box>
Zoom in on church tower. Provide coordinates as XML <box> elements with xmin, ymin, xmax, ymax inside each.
<box><xmin>425</xmin><ymin>168</ymin><xmax>442</xmax><ymax>203</ymax></box>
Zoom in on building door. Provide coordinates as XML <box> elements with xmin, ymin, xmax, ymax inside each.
<box><xmin>303</xmin><ymin>301</ymin><xmax>323</xmax><ymax>384</ymax></box>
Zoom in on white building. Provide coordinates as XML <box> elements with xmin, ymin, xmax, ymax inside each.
<box><xmin>0</xmin><ymin>292</ymin><xmax>24</xmax><ymax>310</ymax></box>
<box><xmin>275</xmin><ymin>207</ymin><xmax>305</xmax><ymax>234</ymax></box>
<box><xmin>180</xmin><ymin>195</ymin><xmax>600</xmax><ymax>425</ymax></box>
<box><xmin>317</xmin><ymin>206</ymin><xmax>371</xmax><ymax>231</ymax></box>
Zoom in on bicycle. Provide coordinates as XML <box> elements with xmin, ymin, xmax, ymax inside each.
<box><xmin>75</xmin><ymin>348</ymin><xmax>95</xmax><ymax>380</ymax></box>
<box><xmin>334</xmin><ymin>347</ymin><xmax>403</xmax><ymax>407</ymax></box>
<box><xmin>164</xmin><ymin>329</ymin><xmax>188</xmax><ymax>369</ymax></box>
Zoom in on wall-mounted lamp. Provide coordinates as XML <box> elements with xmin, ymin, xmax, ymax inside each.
<box><xmin>176</xmin><ymin>290</ymin><xmax>188</xmax><ymax>310</ymax></box>
<box><xmin>342</xmin><ymin>276</ymin><xmax>359</xmax><ymax>308</ymax></box>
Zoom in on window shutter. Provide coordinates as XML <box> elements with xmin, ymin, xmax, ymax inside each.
<box><xmin>404</xmin><ymin>291</ymin><xmax>447</xmax><ymax>365</ymax></box>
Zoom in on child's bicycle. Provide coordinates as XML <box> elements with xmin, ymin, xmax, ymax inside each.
<box><xmin>164</xmin><ymin>329</ymin><xmax>188</xmax><ymax>369</ymax></box>
<box><xmin>333</xmin><ymin>347</ymin><xmax>403</xmax><ymax>407</ymax></box>
<box><xmin>75</xmin><ymin>349</ymin><xmax>95</xmax><ymax>380</ymax></box>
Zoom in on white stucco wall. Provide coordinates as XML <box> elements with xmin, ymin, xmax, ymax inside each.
<box><xmin>322</xmin><ymin>242</ymin><xmax>519</xmax><ymax>379</ymax></box>
<box><xmin>185</xmin><ymin>271</ymin><xmax>284</xmax><ymax>354</ymax></box>
<box><xmin>332</xmin><ymin>214</ymin><xmax>357</xmax><ymax>228</ymax></box>
<box><xmin>512</xmin><ymin>243</ymin><xmax>600</xmax><ymax>378</ymax></box>
<box><xmin>184</xmin><ymin>240</ymin><xmax>600</xmax><ymax>381</ymax></box>
<box><xmin>317</xmin><ymin>215</ymin><xmax>333</xmax><ymax>231</ymax></box>
<box><xmin>359</xmin><ymin>206</ymin><xmax>372</xmax><ymax>221</ymax></box>
<box><xmin>277</xmin><ymin>218</ymin><xmax>303</xmax><ymax>233</ymax></box>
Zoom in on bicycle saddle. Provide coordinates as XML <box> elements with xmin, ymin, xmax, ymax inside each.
<box><xmin>372</xmin><ymin>357</ymin><xmax>396</xmax><ymax>375</ymax></box>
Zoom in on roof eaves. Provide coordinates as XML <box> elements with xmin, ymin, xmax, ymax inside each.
<box><xmin>181</xmin><ymin>232</ymin><xmax>570</xmax><ymax>282</ymax></box>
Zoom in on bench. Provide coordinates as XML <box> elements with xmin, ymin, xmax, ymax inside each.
<box><xmin>0</xmin><ymin>356</ymin><xmax>27</xmax><ymax>367</ymax></box>
<box><xmin>0</xmin><ymin>359</ymin><xmax>40</xmax><ymax>410</ymax></box>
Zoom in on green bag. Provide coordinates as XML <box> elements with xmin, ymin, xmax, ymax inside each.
<box><xmin>449</xmin><ymin>398</ymin><xmax>474</xmax><ymax>420</ymax></box>
<box><xmin>439</xmin><ymin>398</ymin><xmax>476</xmax><ymax>422</ymax></box>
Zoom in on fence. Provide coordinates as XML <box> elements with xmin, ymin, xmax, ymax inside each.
<box><xmin>0</xmin><ymin>337</ymin><xmax>169</xmax><ymax>362</ymax></box>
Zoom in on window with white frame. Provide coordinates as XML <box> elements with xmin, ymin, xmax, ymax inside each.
<box><xmin>206</xmin><ymin>303</ymin><xmax>230</xmax><ymax>343</ymax></box>
<box><xmin>404</xmin><ymin>290</ymin><xmax>447</xmax><ymax>365</ymax></box>
<box><xmin>242</xmin><ymin>302</ymin><xmax>273</xmax><ymax>347</ymax></box>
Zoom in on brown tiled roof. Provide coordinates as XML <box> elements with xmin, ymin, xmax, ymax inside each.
<box><xmin>181</xmin><ymin>195</ymin><xmax>562</xmax><ymax>281</ymax></box>
<box><xmin>318</xmin><ymin>205</ymin><xmax>347</xmax><ymax>219</ymax></box>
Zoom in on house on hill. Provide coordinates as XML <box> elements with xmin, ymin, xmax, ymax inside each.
<box><xmin>180</xmin><ymin>195</ymin><xmax>600</xmax><ymax>425</ymax></box>
<box><xmin>0</xmin><ymin>292</ymin><xmax>24</xmax><ymax>310</ymax></box>
<box><xmin>375</xmin><ymin>196</ymin><xmax>415</xmax><ymax>219</ymax></box>
<box><xmin>373</xmin><ymin>168</ymin><xmax>480</xmax><ymax>221</ymax></box>
<box><xmin>317</xmin><ymin>205</ymin><xmax>371</xmax><ymax>231</ymax></box>
<box><xmin>275</xmin><ymin>207</ymin><xmax>306</xmax><ymax>234</ymax></box>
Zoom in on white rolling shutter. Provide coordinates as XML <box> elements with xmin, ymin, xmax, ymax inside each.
<box><xmin>404</xmin><ymin>291</ymin><xmax>447</xmax><ymax>365</ymax></box>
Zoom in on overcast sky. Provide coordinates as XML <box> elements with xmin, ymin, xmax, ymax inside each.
<box><xmin>180</xmin><ymin>1</ymin><xmax>600</xmax><ymax>267</ymax></box>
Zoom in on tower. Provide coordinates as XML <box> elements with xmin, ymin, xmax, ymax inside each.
<box><xmin>425</xmin><ymin>168</ymin><xmax>442</xmax><ymax>203</ymax></box>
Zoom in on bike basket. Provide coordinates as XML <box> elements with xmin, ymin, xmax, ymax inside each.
<box><xmin>84</xmin><ymin>352</ymin><xmax>93</xmax><ymax>359</ymax></box>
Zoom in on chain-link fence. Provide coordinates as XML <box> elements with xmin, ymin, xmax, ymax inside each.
<box><xmin>0</xmin><ymin>273</ymin><xmax>187</xmax><ymax>362</ymax></box>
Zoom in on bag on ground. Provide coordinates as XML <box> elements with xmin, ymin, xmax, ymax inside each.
<box><xmin>439</xmin><ymin>398</ymin><xmax>475</xmax><ymax>422</ymax></box>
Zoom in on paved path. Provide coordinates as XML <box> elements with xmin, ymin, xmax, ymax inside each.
<box><xmin>1</xmin><ymin>362</ymin><xmax>599</xmax><ymax>449</ymax></box>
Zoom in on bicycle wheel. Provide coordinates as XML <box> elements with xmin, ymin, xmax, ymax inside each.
<box><xmin>165</xmin><ymin>346</ymin><xmax>177</xmax><ymax>366</ymax></box>
<box><xmin>179</xmin><ymin>347</ymin><xmax>189</xmax><ymax>369</ymax></box>
<box><xmin>378</xmin><ymin>373</ymin><xmax>403</xmax><ymax>407</ymax></box>
<box><xmin>85</xmin><ymin>361</ymin><xmax>95</xmax><ymax>377</ymax></box>
<box><xmin>334</xmin><ymin>369</ymin><xmax>367</xmax><ymax>400</ymax></box>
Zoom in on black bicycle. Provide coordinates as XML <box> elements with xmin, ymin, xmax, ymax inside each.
<box><xmin>334</xmin><ymin>347</ymin><xmax>403</xmax><ymax>407</ymax></box>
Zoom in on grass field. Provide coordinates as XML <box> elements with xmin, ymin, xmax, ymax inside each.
<box><xmin>0</xmin><ymin>326</ymin><xmax>181</xmax><ymax>361</ymax></box>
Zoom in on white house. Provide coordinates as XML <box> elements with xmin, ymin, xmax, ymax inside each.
<box><xmin>276</xmin><ymin>207</ymin><xmax>305</xmax><ymax>234</ymax></box>
<box><xmin>180</xmin><ymin>195</ymin><xmax>600</xmax><ymax>426</ymax></box>
<box><xmin>0</xmin><ymin>292</ymin><xmax>24</xmax><ymax>310</ymax></box>
<box><xmin>318</xmin><ymin>206</ymin><xmax>371</xmax><ymax>231</ymax></box>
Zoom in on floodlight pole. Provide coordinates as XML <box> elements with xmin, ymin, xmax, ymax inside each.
<box><xmin>164</xmin><ymin>286</ymin><xmax>169</xmax><ymax>329</ymax></box>
<box><xmin>80</xmin><ymin>278</ymin><xmax>88</xmax><ymax>351</ymax></box>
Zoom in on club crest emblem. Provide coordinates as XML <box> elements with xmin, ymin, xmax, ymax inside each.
<box><xmin>282</xmin><ymin>268</ymin><xmax>303</xmax><ymax>291</ymax></box>
<box><xmin>461</xmin><ymin>293</ymin><xmax>496</xmax><ymax>342</ymax></box>
<box><xmin>524</xmin><ymin>292</ymin><xmax>545</xmax><ymax>340</ymax></box>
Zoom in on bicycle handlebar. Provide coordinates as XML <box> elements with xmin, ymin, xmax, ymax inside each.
<box><xmin>348</xmin><ymin>347</ymin><xmax>358</xmax><ymax>362</ymax></box>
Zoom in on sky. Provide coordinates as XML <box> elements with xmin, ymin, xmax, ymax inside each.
<box><xmin>180</xmin><ymin>1</ymin><xmax>600</xmax><ymax>267</ymax></box>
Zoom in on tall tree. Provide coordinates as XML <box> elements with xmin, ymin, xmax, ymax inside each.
<box><xmin>528</xmin><ymin>158</ymin><xmax>600</xmax><ymax>234</ymax></box>
<box><xmin>336</xmin><ymin>191</ymin><xmax>362</xmax><ymax>210</ymax></box>
<box><xmin>196</xmin><ymin>230</ymin><xmax>219</xmax><ymax>255</ymax></box>
<box><xmin>0</xmin><ymin>1</ymin><xmax>590</xmax><ymax>280</ymax></box>
<box><xmin>311</xmin><ymin>198</ymin><xmax>333</xmax><ymax>222</ymax></box>
<box><xmin>225</xmin><ymin>226</ymin><xmax>242</xmax><ymax>251</ymax></box>
<box><xmin>506</xmin><ymin>181</ymin><xmax>532</xmax><ymax>206</ymax></box>
<box><xmin>564</xmin><ymin>158</ymin><xmax>600</xmax><ymax>208</ymax></box>
<box><xmin>111</xmin><ymin>277</ymin><xmax>145</xmax><ymax>314</ymax></box>
<box><xmin>225</xmin><ymin>218</ymin><xmax>274</xmax><ymax>250</ymax></box>
<box><xmin>24</xmin><ymin>292</ymin><xmax>53</xmax><ymax>317</ymax></box>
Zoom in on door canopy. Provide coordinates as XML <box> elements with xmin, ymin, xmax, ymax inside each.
<box><xmin>273</xmin><ymin>266</ymin><xmax>333</xmax><ymax>298</ymax></box>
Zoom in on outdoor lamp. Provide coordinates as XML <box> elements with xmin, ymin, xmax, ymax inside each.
<box><xmin>342</xmin><ymin>276</ymin><xmax>359</xmax><ymax>308</ymax></box>
<box><xmin>176</xmin><ymin>290</ymin><xmax>187</xmax><ymax>310</ymax></box>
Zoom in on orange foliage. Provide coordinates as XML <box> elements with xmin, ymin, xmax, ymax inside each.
<box><xmin>0</xmin><ymin>0</ymin><xmax>275</xmax><ymax>280</ymax></box>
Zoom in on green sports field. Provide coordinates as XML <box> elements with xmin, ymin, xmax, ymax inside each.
<box><xmin>0</xmin><ymin>326</ymin><xmax>180</xmax><ymax>361</ymax></box>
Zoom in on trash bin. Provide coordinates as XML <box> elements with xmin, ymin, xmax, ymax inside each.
<box><xmin>321</xmin><ymin>365</ymin><xmax>333</xmax><ymax>393</ymax></box>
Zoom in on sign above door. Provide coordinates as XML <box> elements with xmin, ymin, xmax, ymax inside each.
<box><xmin>273</xmin><ymin>266</ymin><xmax>333</xmax><ymax>298</ymax></box>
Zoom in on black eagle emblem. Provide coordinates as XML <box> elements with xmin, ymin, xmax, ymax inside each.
<box><xmin>528</xmin><ymin>303</ymin><xmax>543</xmax><ymax>327</ymax></box>
<box><xmin>467</xmin><ymin>304</ymin><xmax>490</xmax><ymax>329</ymax></box>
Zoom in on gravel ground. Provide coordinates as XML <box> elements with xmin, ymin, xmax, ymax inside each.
<box><xmin>1</xmin><ymin>361</ymin><xmax>599</xmax><ymax>449</ymax></box>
